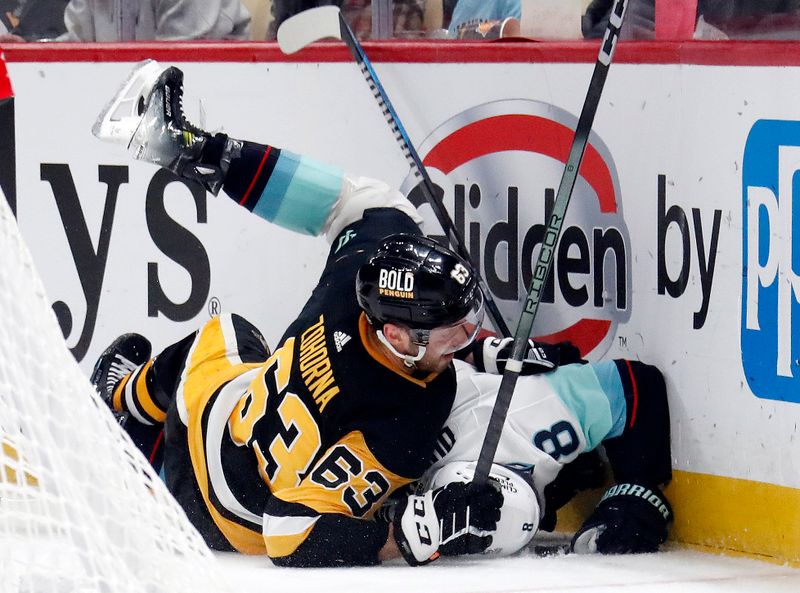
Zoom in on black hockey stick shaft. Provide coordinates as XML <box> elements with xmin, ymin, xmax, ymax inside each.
<box><xmin>335</xmin><ymin>13</ymin><xmax>511</xmax><ymax>337</ymax></box>
<box><xmin>473</xmin><ymin>0</ymin><xmax>629</xmax><ymax>485</ymax></box>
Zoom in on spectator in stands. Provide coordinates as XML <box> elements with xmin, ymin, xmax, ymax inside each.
<box><xmin>697</xmin><ymin>0</ymin><xmax>800</xmax><ymax>39</ymax></box>
<box><xmin>445</xmin><ymin>0</ymin><xmax>685</xmax><ymax>41</ymax></box>
<box><xmin>267</xmin><ymin>0</ymin><xmax>342</xmax><ymax>39</ymax></box>
<box><xmin>0</xmin><ymin>0</ymin><xmax>68</xmax><ymax>41</ymax></box>
<box><xmin>447</xmin><ymin>0</ymin><xmax>520</xmax><ymax>38</ymax></box>
<box><xmin>0</xmin><ymin>0</ymin><xmax>21</xmax><ymax>41</ymax></box>
<box><xmin>343</xmin><ymin>0</ymin><xmax>427</xmax><ymax>39</ymax></box>
<box><xmin>441</xmin><ymin>0</ymin><xmax>457</xmax><ymax>29</ymax></box>
<box><xmin>583</xmin><ymin>0</ymin><xmax>658</xmax><ymax>39</ymax></box>
<box><xmin>584</xmin><ymin>0</ymin><xmax>800</xmax><ymax>40</ymax></box>
<box><xmin>267</xmin><ymin>0</ymin><xmax>428</xmax><ymax>40</ymax></box>
<box><xmin>58</xmin><ymin>0</ymin><xmax>251</xmax><ymax>42</ymax></box>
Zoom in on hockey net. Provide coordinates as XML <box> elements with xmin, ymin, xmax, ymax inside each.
<box><xmin>0</xmin><ymin>192</ymin><xmax>226</xmax><ymax>593</ymax></box>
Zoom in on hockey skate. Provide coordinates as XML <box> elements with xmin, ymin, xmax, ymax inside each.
<box><xmin>90</xmin><ymin>333</ymin><xmax>152</xmax><ymax>414</ymax></box>
<box><xmin>92</xmin><ymin>59</ymin><xmax>228</xmax><ymax>193</ymax></box>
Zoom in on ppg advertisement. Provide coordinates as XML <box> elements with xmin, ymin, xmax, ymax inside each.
<box><xmin>742</xmin><ymin>120</ymin><xmax>800</xmax><ymax>404</ymax></box>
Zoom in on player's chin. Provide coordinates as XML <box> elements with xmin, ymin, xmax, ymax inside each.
<box><xmin>433</xmin><ymin>353</ymin><xmax>455</xmax><ymax>373</ymax></box>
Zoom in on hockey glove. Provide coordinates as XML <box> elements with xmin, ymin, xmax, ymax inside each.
<box><xmin>473</xmin><ymin>337</ymin><xmax>582</xmax><ymax>375</ymax></box>
<box><xmin>393</xmin><ymin>482</ymin><xmax>503</xmax><ymax>565</ymax></box>
<box><xmin>571</xmin><ymin>482</ymin><xmax>673</xmax><ymax>554</ymax></box>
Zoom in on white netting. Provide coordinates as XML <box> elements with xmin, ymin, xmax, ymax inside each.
<box><xmin>0</xmin><ymin>193</ymin><xmax>226</xmax><ymax>593</ymax></box>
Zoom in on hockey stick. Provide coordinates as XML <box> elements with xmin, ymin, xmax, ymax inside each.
<box><xmin>277</xmin><ymin>7</ymin><xmax>511</xmax><ymax>337</ymax></box>
<box><xmin>472</xmin><ymin>0</ymin><xmax>630</xmax><ymax>485</ymax></box>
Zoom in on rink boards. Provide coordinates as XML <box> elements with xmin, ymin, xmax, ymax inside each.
<box><xmin>2</xmin><ymin>41</ymin><xmax>799</xmax><ymax>562</ymax></box>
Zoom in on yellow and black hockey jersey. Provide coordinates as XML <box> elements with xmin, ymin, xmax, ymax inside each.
<box><xmin>162</xmin><ymin>208</ymin><xmax>457</xmax><ymax>567</ymax></box>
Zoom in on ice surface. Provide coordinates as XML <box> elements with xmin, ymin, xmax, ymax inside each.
<box><xmin>217</xmin><ymin>545</ymin><xmax>800</xmax><ymax>593</ymax></box>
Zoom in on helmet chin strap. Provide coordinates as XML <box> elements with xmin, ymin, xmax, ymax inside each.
<box><xmin>376</xmin><ymin>330</ymin><xmax>426</xmax><ymax>368</ymax></box>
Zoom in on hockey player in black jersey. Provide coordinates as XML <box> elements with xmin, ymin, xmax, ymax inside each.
<box><xmin>91</xmin><ymin>60</ymin><xmax>502</xmax><ymax>567</ymax></box>
<box><xmin>91</xmin><ymin>60</ymin><xmax>674</xmax><ymax>564</ymax></box>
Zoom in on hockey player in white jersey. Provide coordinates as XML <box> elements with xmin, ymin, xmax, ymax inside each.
<box><xmin>421</xmin><ymin>337</ymin><xmax>673</xmax><ymax>557</ymax></box>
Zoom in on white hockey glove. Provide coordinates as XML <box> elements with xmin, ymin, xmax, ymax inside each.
<box><xmin>473</xmin><ymin>337</ymin><xmax>582</xmax><ymax>375</ymax></box>
<box><xmin>392</xmin><ymin>482</ymin><xmax>503</xmax><ymax>566</ymax></box>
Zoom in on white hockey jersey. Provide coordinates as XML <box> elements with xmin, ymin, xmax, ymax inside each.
<box><xmin>429</xmin><ymin>359</ymin><xmax>628</xmax><ymax>496</ymax></box>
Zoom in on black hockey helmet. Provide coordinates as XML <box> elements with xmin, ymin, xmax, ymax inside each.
<box><xmin>356</xmin><ymin>233</ymin><xmax>483</xmax><ymax>338</ymax></box>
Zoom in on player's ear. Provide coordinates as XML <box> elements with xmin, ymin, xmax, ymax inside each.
<box><xmin>381</xmin><ymin>322</ymin><xmax>414</xmax><ymax>354</ymax></box>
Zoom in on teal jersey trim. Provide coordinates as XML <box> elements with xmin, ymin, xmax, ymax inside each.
<box><xmin>544</xmin><ymin>361</ymin><xmax>626</xmax><ymax>450</ymax></box>
<box><xmin>252</xmin><ymin>150</ymin><xmax>344</xmax><ymax>235</ymax></box>
<box><xmin>591</xmin><ymin>361</ymin><xmax>627</xmax><ymax>439</ymax></box>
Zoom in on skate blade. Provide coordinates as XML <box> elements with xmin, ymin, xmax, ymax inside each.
<box><xmin>92</xmin><ymin>59</ymin><xmax>170</xmax><ymax>146</ymax></box>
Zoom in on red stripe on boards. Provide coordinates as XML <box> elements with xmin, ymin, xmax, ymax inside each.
<box><xmin>4</xmin><ymin>40</ymin><xmax>800</xmax><ymax>67</ymax></box>
<box><xmin>0</xmin><ymin>51</ymin><xmax>13</xmax><ymax>99</ymax></box>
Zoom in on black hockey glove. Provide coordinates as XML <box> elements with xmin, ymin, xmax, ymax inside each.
<box><xmin>571</xmin><ymin>482</ymin><xmax>673</xmax><ymax>554</ymax></box>
<box><xmin>472</xmin><ymin>336</ymin><xmax>582</xmax><ymax>375</ymax></box>
<box><xmin>393</xmin><ymin>482</ymin><xmax>503</xmax><ymax>566</ymax></box>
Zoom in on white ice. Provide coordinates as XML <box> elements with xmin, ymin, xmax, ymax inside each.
<box><xmin>217</xmin><ymin>543</ymin><xmax>800</xmax><ymax>593</ymax></box>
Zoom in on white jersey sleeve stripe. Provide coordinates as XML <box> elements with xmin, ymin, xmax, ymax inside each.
<box><xmin>591</xmin><ymin>360</ymin><xmax>627</xmax><ymax>437</ymax></box>
<box><xmin>542</xmin><ymin>361</ymin><xmax>626</xmax><ymax>449</ymax></box>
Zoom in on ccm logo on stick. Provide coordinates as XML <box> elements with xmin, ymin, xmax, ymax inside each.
<box><xmin>742</xmin><ymin>119</ymin><xmax>800</xmax><ymax>403</ymax></box>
